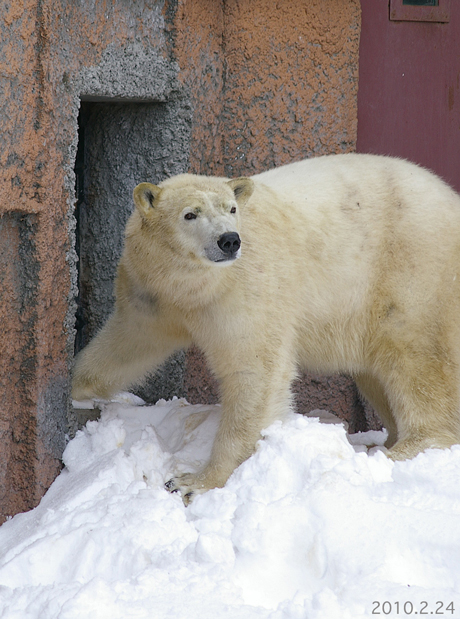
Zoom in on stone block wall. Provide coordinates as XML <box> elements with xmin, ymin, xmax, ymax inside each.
<box><xmin>0</xmin><ymin>0</ymin><xmax>364</xmax><ymax>521</ymax></box>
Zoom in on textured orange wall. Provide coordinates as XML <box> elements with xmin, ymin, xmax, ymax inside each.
<box><xmin>173</xmin><ymin>0</ymin><xmax>360</xmax><ymax>177</ymax></box>
<box><xmin>0</xmin><ymin>0</ymin><xmax>68</xmax><ymax>521</ymax></box>
<box><xmin>220</xmin><ymin>0</ymin><xmax>360</xmax><ymax>176</ymax></box>
<box><xmin>171</xmin><ymin>0</ymin><xmax>226</xmax><ymax>175</ymax></box>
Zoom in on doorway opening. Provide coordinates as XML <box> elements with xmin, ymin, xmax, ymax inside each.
<box><xmin>73</xmin><ymin>99</ymin><xmax>188</xmax><ymax>402</ymax></box>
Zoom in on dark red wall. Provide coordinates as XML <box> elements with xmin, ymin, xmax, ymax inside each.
<box><xmin>357</xmin><ymin>0</ymin><xmax>460</xmax><ymax>193</ymax></box>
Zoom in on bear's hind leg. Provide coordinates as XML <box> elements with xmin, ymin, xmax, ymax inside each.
<box><xmin>354</xmin><ymin>372</ymin><xmax>398</xmax><ymax>448</ymax></box>
<box><xmin>378</xmin><ymin>357</ymin><xmax>460</xmax><ymax>461</ymax></box>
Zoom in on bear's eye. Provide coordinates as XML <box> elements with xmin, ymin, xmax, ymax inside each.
<box><xmin>230</xmin><ymin>206</ymin><xmax>237</xmax><ymax>214</ymax></box>
<box><xmin>184</xmin><ymin>212</ymin><xmax>197</xmax><ymax>221</ymax></box>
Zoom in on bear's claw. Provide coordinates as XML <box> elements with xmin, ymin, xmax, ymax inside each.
<box><xmin>164</xmin><ymin>478</ymin><xmax>179</xmax><ymax>492</ymax></box>
<box><xmin>164</xmin><ymin>474</ymin><xmax>207</xmax><ymax>505</ymax></box>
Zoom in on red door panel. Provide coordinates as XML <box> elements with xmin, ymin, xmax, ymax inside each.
<box><xmin>357</xmin><ymin>0</ymin><xmax>460</xmax><ymax>193</ymax></box>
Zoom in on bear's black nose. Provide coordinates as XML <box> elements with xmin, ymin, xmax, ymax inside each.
<box><xmin>217</xmin><ymin>232</ymin><xmax>241</xmax><ymax>256</ymax></box>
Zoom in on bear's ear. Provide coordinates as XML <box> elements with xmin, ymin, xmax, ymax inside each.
<box><xmin>133</xmin><ymin>182</ymin><xmax>162</xmax><ymax>217</ymax></box>
<box><xmin>227</xmin><ymin>177</ymin><xmax>254</xmax><ymax>206</ymax></box>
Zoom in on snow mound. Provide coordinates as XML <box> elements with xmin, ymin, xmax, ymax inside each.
<box><xmin>0</xmin><ymin>398</ymin><xmax>459</xmax><ymax>619</ymax></box>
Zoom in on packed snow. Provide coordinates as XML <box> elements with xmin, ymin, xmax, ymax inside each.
<box><xmin>0</xmin><ymin>395</ymin><xmax>460</xmax><ymax>619</ymax></box>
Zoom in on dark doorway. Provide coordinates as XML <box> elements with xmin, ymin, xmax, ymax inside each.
<box><xmin>74</xmin><ymin>100</ymin><xmax>189</xmax><ymax>403</ymax></box>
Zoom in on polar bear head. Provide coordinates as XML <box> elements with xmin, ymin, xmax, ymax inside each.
<box><xmin>132</xmin><ymin>175</ymin><xmax>254</xmax><ymax>266</ymax></box>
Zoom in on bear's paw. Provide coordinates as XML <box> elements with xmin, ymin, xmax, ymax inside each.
<box><xmin>165</xmin><ymin>471</ymin><xmax>217</xmax><ymax>505</ymax></box>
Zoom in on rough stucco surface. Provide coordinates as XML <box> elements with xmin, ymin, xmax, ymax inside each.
<box><xmin>0</xmin><ymin>0</ymin><xmax>363</xmax><ymax>520</ymax></box>
<box><xmin>171</xmin><ymin>0</ymin><xmax>226</xmax><ymax>176</ymax></box>
<box><xmin>220</xmin><ymin>0</ymin><xmax>360</xmax><ymax>177</ymax></box>
<box><xmin>171</xmin><ymin>0</ymin><xmax>360</xmax><ymax>177</ymax></box>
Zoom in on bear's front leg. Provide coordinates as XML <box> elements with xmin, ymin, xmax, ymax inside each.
<box><xmin>72</xmin><ymin>306</ymin><xmax>190</xmax><ymax>402</ymax></box>
<box><xmin>165</xmin><ymin>364</ymin><xmax>295</xmax><ymax>504</ymax></box>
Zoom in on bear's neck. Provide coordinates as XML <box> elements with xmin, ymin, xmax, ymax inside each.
<box><xmin>157</xmin><ymin>266</ymin><xmax>231</xmax><ymax>309</ymax></box>
<box><xmin>123</xmin><ymin>247</ymin><xmax>233</xmax><ymax>311</ymax></box>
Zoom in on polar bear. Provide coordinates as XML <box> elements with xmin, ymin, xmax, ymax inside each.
<box><xmin>72</xmin><ymin>153</ymin><xmax>460</xmax><ymax>503</ymax></box>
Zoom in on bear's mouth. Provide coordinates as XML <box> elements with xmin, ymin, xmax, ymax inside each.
<box><xmin>210</xmin><ymin>254</ymin><xmax>239</xmax><ymax>265</ymax></box>
<box><xmin>204</xmin><ymin>245</ymin><xmax>241</xmax><ymax>264</ymax></box>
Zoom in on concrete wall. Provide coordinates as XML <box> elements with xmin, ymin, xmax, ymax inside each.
<box><xmin>0</xmin><ymin>0</ymin><xmax>364</xmax><ymax>521</ymax></box>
